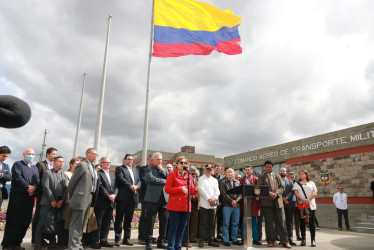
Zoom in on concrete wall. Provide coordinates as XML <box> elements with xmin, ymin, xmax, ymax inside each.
<box><xmin>316</xmin><ymin>204</ymin><xmax>374</xmax><ymax>229</ymax></box>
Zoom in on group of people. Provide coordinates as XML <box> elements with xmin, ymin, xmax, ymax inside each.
<box><xmin>0</xmin><ymin>145</ymin><xmax>354</xmax><ymax>250</ymax></box>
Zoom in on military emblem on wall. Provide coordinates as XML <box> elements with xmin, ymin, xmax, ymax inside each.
<box><xmin>319</xmin><ymin>170</ymin><xmax>332</xmax><ymax>185</ymax></box>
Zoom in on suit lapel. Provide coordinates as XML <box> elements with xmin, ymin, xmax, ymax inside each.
<box><xmin>122</xmin><ymin>166</ymin><xmax>133</xmax><ymax>185</ymax></box>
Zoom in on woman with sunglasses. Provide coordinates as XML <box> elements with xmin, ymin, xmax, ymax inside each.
<box><xmin>165</xmin><ymin>156</ymin><xmax>198</xmax><ymax>250</ymax></box>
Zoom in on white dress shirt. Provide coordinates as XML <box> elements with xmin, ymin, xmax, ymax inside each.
<box><xmin>198</xmin><ymin>174</ymin><xmax>220</xmax><ymax>209</ymax></box>
<box><xmin>333</xmin><ymin>192</ymin><xmax>348</xmax><ymax>210</ymax></box>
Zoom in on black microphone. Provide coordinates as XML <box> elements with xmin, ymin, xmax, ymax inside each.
<box><xmin>183</xmin><ymin>166</ymin><xmax>189</xmax><ymax>171</ymax></box>
<box><xmin>0</xmin><ymin>95</ymin><xmax>32</xmax><ymax>128</ymax></box>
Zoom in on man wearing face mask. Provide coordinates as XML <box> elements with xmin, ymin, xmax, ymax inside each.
<box><xmin>1</xmin><ymin>148</ymin><xmax>40</xmax><ymax>250</ymax></box>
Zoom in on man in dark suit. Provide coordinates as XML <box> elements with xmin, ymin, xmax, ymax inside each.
<box><xmin>114</xmin><ymin>154</ymin><xmax>141</xmax><ymax>246</ymax></box>
<box><xmin>280</xmin><ymin>167</ymin><xmax>296</xmax><ymax>246</ymax></box>
<box><xmin>68</xmin><ymin>148</ymin><xmax>99</xmax><ymax>250</ymax></box>
<box><xmin>92</xmin><ymin>157</ymin><xmax>117</xmax><ymax>248</ymax></box>
<box><xmin>144</xmin><ymin>152</ymin><xmax>169</xmax><ymax>250</ymax></box>
<box><xmin>0</xmin><ymin>146</ymin><xmax>12</xmax><ymax>208</ymax></box>
<box><xmin>34</xmin><ymin>156</ymin><xmax>68</xmax><ymax>250</ymax></box>
<box><xmin>32</xmin><ymin>147</ymin><xmax>58</xmax><ymax>245</ymax></box>
<box><xmin>1</xmin><ymin>148</ymin><xmax>40</xmax><ymax>250</ymax></box>
<box><xmin>138</xmin><ymin>154</ymin><xmax>153</xmax><ymax>245</ymax></box>
<box><xmin>257</xmin><ymin>160</ymin><xmax>291</xmax><ymax>249</ymax></box>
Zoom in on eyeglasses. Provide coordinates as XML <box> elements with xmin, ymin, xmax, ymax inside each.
<box><xmin>179</xmin><ymin>161</ymin><xmax>187</xmax><ymax>165</ymax></box>
<box><xmin>90</xmin><ymin>152</ymin><xmax>99</xmax><ymax>157</ymax></box>
<box><xmin>126</xmin><ymin>159</ymin><xmax>134</xmax><ymax>161</ymax></box>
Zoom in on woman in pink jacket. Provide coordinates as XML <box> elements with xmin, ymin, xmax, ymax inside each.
<box><xmin>165</xmin><ymin>156</ymin><xmax>198</xmax><ymax>250</ymax></box>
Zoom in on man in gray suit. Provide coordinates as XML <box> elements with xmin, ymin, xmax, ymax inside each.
<box><xmin>34</xmin><ymin>156</ymin><xmax>68</xmax><ymax>250</ymax></box>
<box><xmin>68</xmin><ymin>148</ymin><xmax>99</xmax><ymax>250</ymax></box>
<box><xmin>280</xmin><ymin>167</ymin><xmax>296</xmax><ymax>246</ymax></box>
<box><xmin>257</xmin><ymin>160</ymin><xmax>291</xmax><ymax>249</ymax></box>
<box><xmin>144</xmin><ymin>152</ymin><xmax>169</xmax><ymax>250</ymax></box>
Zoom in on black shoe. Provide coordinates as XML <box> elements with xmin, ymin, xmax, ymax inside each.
<box><xmin>222</xmin><ymin>242</ymin><xmax>230</xmax><ymax>246</ymax></box>
<box><xmin>296</xmin><ymin>236</ymin><xmax>302</xmax><ymax>241</ymax></box>
<box><xmin>253</xmin><ymin>240</ymin><xmax>262</xmax><ymax>245</ymax></box>
<box><xmin>122</xmin><ymin>239</ymin><xmax>134</xmax><ymax>246</ymax></box>
<box><xmin>217</xmin><ymin>235</ymin><xmax>222</xmax><ymax>240</ymax></box>
<box><xmin>198</xmin><ymin>241</ymin><xmax>204</xmax><ymax>248</ymax></box>
<box><xmin>232</xmin><ymin>241</ymin><xmax>241</xmax><ymax>246</ymax></box>
<box><xmin>208</xmin><ymin>241</ymin><xmax>219</xmax><ymax>247</ymax></box>
<box><xmin>138</xmin><ymin>239</ymin><xmax>146</xmax><ymax>245</ymax></box>
<box><xmin>91</xmin><ymin>242</ymin><xmax>102</xmax><ymax>249</ymax></box>
<box><xmin>152</xmin><ymin>238</ymin><xmax>157</xmax><ymax>244</ymax></box>
<box><xmin>289</xmin><ymin>239</ymin><xmax>296</xmax><ymax>246</ymax></box>
<box><xmin>212</xmin><ymin>238</ymin><xmax>219</xmax><ymax>243</ymax></box>
<box><xmin>157</xmin><ymin>242</ymin><xmax>167</xmax><ymax>249</ymax></box>
<box><xmin>146</xmin><ymin>244</ymin><xmax>154</xmax><ymax>250</ymax></box>
<box><xmin>100</xmin><ymin>242</ymin><xmax>114</xmax><ymax>248</ymax></box>
<box><xmin>311</xmin><ymin>240</ymin><xmax>316</xmax><ymax>247</ymax></box>
<box><xmin>301</xmin><ymin>239</ymin><xmax>306</xmax><ymax>246</ymax></box>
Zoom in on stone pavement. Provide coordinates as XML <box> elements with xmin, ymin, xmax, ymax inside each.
<box><xmin>0</xmin><ymin>227</ymin><xmax>373</xmax><ymax>250</ymax></box>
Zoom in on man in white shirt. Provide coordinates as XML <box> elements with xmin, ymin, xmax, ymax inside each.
<box><xmin>198</xmin><ymin>164</ymin><xmax>220</xmax><ymax>248</ymax></box>
<box><xmin>333</xmin><ymin>186</ymin><xmax>351</xmax><ymax>231</ymax></box>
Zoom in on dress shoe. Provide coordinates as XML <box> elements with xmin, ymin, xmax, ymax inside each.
<box><xmin>296</xmin><ymin>236</ymin><xmax>302</xmax><ymax>241</ymax></box>
<box><xmin>182</xmin><ymin>243</ymin><xmax>192</xmax><ymax>247</ymax></box>
<box><xmin>4</xmin><ymin>248</ymin><xmax>12</xmax><ymax>250</ymax></box>
<box><xmin>223</xmin><ymin>242</ymin><xmax>230</xmax><ymax>246</ymax></box>
<box><xmin>347</xmin><ymin>228</ymin><xmax>352</xmax><ymax>232</ymax></box>
<box><xmin>157</xmin><ymin>242</ymin><xmax>167</xmax><ymax>249</ymax></box>
<box><xmin>253</xmin><ymin>240</ymin><xmax>262</xmax><ymax>245</ymax></box>
<box><xmin>152</xmin><ymin>237</ymin><xmax>157</xmax><ymax>244</ymax></box>
<box><xmin>289</xmin><ymin>239</ymin><xmax>296</xmax><ymax>246</ymax></box>
<box><xmin>300</xmin><ymin>239</ymin><xmax>306</xmax><ymax>246</ymax></box>
<box><xmin>138</xmin><ymin>239</ymin><xmax>146</xmax><ymax>245</ymax></box>
<box><xmin>190</xmin><ymin>238</ymin><xmax>199</xmax><ymax>243</ymax></box>
<box><xmin>311</xmin><ymin>240</ymin><xmax>316</xmax><ymax>247</ymax></box>
<box><xmin>232</xmin><ymin>241</ymin><xmax>241</xmax><ymax>246</ymax></box>
<box><xmin>146</xmin><ymin>244</ymin><xmax>154</xmax><ymax>250</ymax></box>
<box><xmin>91</xmin><ymin>242</ymin><xmax>102</xmax><ymax>249</ymax></box>
<box><xmin>338</xmin><ymin>227</ymin><xmax>342</xmax><ymax>231</ymax></box>
<box><xmin>34</xmin><ymin>247</ymin><xmax>43</xmax><ymax>250</ymax></box>
<box><xmin>212</xmin><ymin>237</ymin><xmax>219</xmax><ymax>242</ymax></box>
<box><xmin>267</xmin><ymin>242</ymin><xmax>274</xmax><ymax>247</ymax></box>
<box><xmin>282</xmin><ymin>243</ymin><xmax>292</xmax><ymax>248</ymax></box>
<box><xmin>198</xmin><ymin>241</ymin><xmax>205</xmax><ymax>248</ymax></box>
<box><xmin>100</xmin><ymin>241</ymin><xmax>114</xmax><ymax>248</ymax></box>
<box><xmin>208</xmin><ymin>241</ymin><xmax>219</xmax><ymax>247</ymax></box>
<box><xmin>14</xmin><ymin>246</ymin><xmax>25</xmax><ymax>250</ymax></box>
<box><xmin>122</xmin><ymin>239</ymin><xmax>134</xmax><ymax>246</ymax></box>
<box><xmin>114</xmin><ymin>241</ymin><xmax>121</xmax><ymax>247</ymax></box>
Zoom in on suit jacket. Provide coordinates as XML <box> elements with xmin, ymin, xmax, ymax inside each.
<box><xmin>96</xmin><ymin>169</ymin><xmax>118</xmax><ymax>208</ymax></box>
<box><xmin>220</xmin><ymin>177</ymin><xmax>242</xmax><ymax>207</ymax></box>
<box><xmin>257</xmin><ymin>172</ymin><xmax>285</xmax><ymax>208</ymax></box>
<box><xmin>115</xmin><ymin>165</ymin><xmax>141</xmax><ymax>202</ymax></box>
<box><xmin>10</xmin><ymin>160</ymin><xmax>39</xmax><ymax>194</ymax></box>
<box><xmin>0</xmin><ymin>162</ymin><xmax>11</xmax><ymax>199</ymax></box>
<box><xmin>139</xmin><ymin>165</ymin><xmax>150</xmax><ymax>203</ymax></box>
<box><xmin>40</xmin><ymin>169</ymin><xmax>68</xmax><ymax>205</ymax></box>
<box><xmin>68</xmin><ymin>159</ymin><xmax>97</xmax><ymax>210</ymax></box>
<box><xmin>282</xmin><ymin>178</ymin><xmax>294</xmax><ymax>207</ymax></box>
<box><xmin>144</xmin><ymin>165</ymin><xmax>168</xmax><ymax>204</ymax></box>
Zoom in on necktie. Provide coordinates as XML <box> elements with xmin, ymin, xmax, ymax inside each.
<box><xmin>50</xmin><ymin>163</ymin><xmax>53</xmax><ymax>169</ymax></box>
<box><xmin>268</xmin><ymin>173</ymin><xmax>275</xmax><ymax>192</ymax></box>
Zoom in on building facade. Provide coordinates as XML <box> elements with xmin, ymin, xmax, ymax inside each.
<box><xmin>224</xmin><ymin>122</ymin><xmax>374</xmax><ymax>228</ymax></box>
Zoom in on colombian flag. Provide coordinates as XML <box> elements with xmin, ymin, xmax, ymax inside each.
<box><xmin>153</xmin><ymin>0</ymin><xmax>242</xmax><ymax>57</ymax></box>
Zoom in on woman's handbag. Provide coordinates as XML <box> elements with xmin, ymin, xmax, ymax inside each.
<box><xmin>296</xmin><ymin>182</ymin><xmax>311</xmax><ymax>222</ymax></box>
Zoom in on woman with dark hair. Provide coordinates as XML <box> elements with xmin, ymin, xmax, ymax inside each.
<box><xmin>165</xmin><ymin>156</ymin><xmax>198</xmax><ymax>250</ymax></box>
<box><xmin>293</xmin><ymin>170</ymin><xmax>318</xmax><ymax>247</ymax></box>
<box><xmin>64</xmin><ymin>158</ymin><xmax>80</xmax><ymax>182</ymax></box>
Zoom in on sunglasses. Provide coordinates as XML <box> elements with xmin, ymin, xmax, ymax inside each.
<box><xmin>179</xmin><ymin>161</ymin><xmax>188</xmax><ymax>165</ymax></box>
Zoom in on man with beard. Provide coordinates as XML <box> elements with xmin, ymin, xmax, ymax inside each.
<box><xmin>280</xmin><ymin>167</ymin><xmax>296</xmax><ymax>246</ymax></box>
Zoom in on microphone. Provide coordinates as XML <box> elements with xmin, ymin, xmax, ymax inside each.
<box><xmin>183</xmin><ymin>166</ymin><xmax>189</xmax><ymax>171</ymax></box>
<box><xmin>0</xmin><ymin>95</ymin><xmax>32</xmax><ymax>128</ymax></box>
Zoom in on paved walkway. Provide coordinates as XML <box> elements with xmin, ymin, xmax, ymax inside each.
<box><xmin>0</xmin><ymin>227</ymin><xmax>373</xmax><ymax>250</ymax></box>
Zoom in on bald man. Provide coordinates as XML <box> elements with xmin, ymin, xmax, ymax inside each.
<box><xmin>1</xmin><ymin>148</ymin><xmax>40</xmax><ymax>250</ymax></box>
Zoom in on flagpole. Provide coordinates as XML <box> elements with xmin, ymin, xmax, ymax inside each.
<box><xmin>94</xmin><ymin>15</ymin><xmax>112</xmax><ymax>152</ymax></box>
<box><xmin>73</xmin><ymin>73</ymin><xmax>87</xmax><ymax>157</ymax></box>
<box><xmin>141</xmin><ymin>0</ymin><xmax>155</xmax><ymax>166</ymax></box>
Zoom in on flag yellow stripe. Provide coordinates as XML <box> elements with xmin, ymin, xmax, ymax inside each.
<box><xmin>154</xmin><ymin>0</ymin><xmax>242</xmax><ymax>31</ymax></box>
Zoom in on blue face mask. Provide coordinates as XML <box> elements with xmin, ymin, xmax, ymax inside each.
<box><xmin>25</xmin><ymin>155</ymin><xmax>34</xmax><ymax>163</ymax></box>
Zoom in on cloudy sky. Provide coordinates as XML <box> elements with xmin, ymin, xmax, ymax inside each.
<box><xmin>1</xmin><ymin>0</ymin><xmax>374</xmax><ymax>167</ymax></box>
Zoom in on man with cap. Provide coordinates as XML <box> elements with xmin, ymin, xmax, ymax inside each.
<box><xmin>198</xmin><ymin>164</ymin><xmax>220</xmax><ymax>248</ymax></box>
